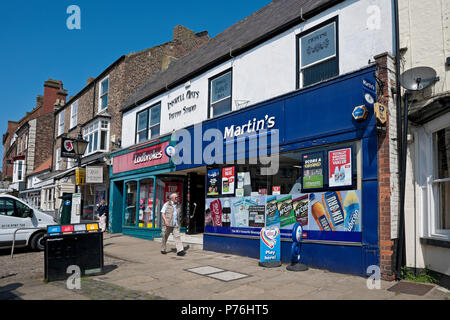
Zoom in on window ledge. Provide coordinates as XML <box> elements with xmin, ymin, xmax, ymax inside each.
<box><xmin>420</xmin><ymin>237</ymin><xmax>450</xmax><ymax>249</ymax></box>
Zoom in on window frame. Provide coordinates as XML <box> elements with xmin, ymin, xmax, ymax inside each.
<box><xmin>419</xmin><ymin>112</ymin><xmax>450</xmax><ymax>240</ymax></box>
<box><xmin>58</xmin><ymin>109</ymin><xmax>65</xmax><ymax>136</ymax></box>
<box><xmin>296</xmin><ymin>16</ymin><xmax>339</xmax><ymax>89</ymax></box>
<box><xmin>98</xmin><ymin>76</ymin><xmax>110</xmax><ymax>112</ymax></box>
<box><xmin>70</xmin><ymin>100</ymin><xmax>78</xmax><ymax>129</ymax></box>
<box><xmin>134</xmin><ymin>102</ymin><xmax>161</xmax><ymax>144</ymax></box>
<box><xmin>83</xmin><ymin>119</ymin><xmax>110</xmax><ymax>156</ymax></box>
<box><xmin>208</xmin><ymin>69</ymin><xmax>233</xmax><ymax>119</ymax></box>
<box><xmin>55</xmin><ymin>148</ymin><xmax>61</xmax><ymax>171</ymax></box>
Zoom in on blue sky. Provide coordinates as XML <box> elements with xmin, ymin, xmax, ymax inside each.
<box><xmin>0</xmin><ymin>0</ymin><xmax>271</xmax><ymax>171</ymax></box>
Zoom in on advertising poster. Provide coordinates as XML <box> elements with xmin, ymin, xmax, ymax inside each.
<box><xmin>248</xmin><ymin>205</ymin><xmax>265</xmax><ymax>228</ymax></box>
<box><xmin>207</xmin><ymin>168</ymin><xmax>220</xmax><ymax>196</ymax></box>
<box><xmin>302</xmin><ymin>151</ymin><xmax>325</xmax><ymax>191</ymax></box>
<box><xmin>221</xmin><ymin>166</ymin><xmax>235</xmax><ymax>195</ymax></box>
<box><xmin>265</xmin><ymin>196</ymin><xmax>280</xmax><ymax>227</ymax></box>
<box><xmin>260</xmin><ymin>227</ymin><xmax>281</xmax><ymax>264</ymax></box>
<box><xmin>277</xmin><ymin>195</ymin><xmax>296</xmax><ymax>227</ymax></box>
<box><xmin>164</xmin><ymin>182</ymin><xmax>182</xmax><ymax>202</ymax></box>
<box><xmin>328</xmin><ymin>148</ymin><xmax>352</xmax><ymax>188</ymax></box>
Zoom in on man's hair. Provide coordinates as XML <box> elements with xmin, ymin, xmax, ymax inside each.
<box><xmin>169</xmin><ymin>193</ymin><xmax>178</xmax><ymax>200</ymax></box>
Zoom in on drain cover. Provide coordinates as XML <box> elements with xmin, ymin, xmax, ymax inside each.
<box><xmin>388</xmin><ymin>281</ymin><xmax>434</xmax><ymax>296</ymax></box>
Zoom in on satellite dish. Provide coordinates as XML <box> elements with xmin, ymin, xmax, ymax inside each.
<box><xmin>400</xmin><ymin>66</ymin><xmax>438</xmax><ymax>91</ymax></box>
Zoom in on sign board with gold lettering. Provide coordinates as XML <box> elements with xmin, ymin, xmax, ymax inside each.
<box><xmin>374</xmin><ymin>103</ymin><xmax>387</xmax><ymax>124</ymax></box>
<box><xmin>75</xmin><ymin>168</ymin><xmax>86</xmax><ymax>186</ymax></box>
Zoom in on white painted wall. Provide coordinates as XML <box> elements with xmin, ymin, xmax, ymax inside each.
<box><xmin>400</xmin><ymin>0</ymin><xmax>450</xmax><ymax>276</ymax></box>
<box><xmin>122</xmin><ymin>0</ymin><xmax>394</xmax><ymax>148</ymax></box>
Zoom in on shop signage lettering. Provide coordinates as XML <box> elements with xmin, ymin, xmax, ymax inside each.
<box><xmin>168</xmin><ymin>89</ymin><xmax>200</xmax><ymax>120</ymax></box>
<box><xmin>133</xmin><ymin>149</ymin><xmax>163</xmax><ymax>164</ymax></box>
<box><xmin>224</xmin><ymin>115</ymin><xmax>275</xmax><ymax>139</ymax></box>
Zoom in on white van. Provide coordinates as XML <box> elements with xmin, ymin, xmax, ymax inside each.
<box><xmin>0</xmin><ymin>194</ymin><xmax>56</xmax><ymax>251</ymax></box>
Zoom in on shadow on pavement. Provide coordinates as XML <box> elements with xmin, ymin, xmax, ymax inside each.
<box><xmin>0</xmin><ymin>283</ymin><xmax>23</xmax><ymax>300</ymax></box>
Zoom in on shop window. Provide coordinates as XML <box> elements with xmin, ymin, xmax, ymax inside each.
<box><xmin>433</xmin><ymin>126</ymin><xmax>450</xmax><ymax>231</ymax></box>
<box><xmin>135</xmin><ymin>103</ymin><xmax>161</xmax><ymax>144</ymax></box>
<box><xmin>125</xmin><ymin>181</ymin><xmax>137</xmax><ymax>227</ymax></box>
<box><xmin>209</xmin><ymin>70</ymin><xmax>232</xmax><ymax>118</ymax></box>
<box><xmin>83</xmin><ymin>119</ymin><xmax>109</xmax><ymax>156</ymax></box>
<box><xmin>99</xmin><ymin>76</ymin><xmax>109</xmax><ymax>111</ymax></box>
<box><xmin>298</xmin><ymin>17</ymin><xmax>339</xmax><ymax>88</ymax></box>
<box><xmin>138</xmin><ymin>178</ymin><xmax>154</xmax><ymax>228</ymax></box>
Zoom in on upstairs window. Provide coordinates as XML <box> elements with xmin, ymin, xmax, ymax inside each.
<box><xmin>84</xmin><ymin>119</ymin><xmax>110</xmax><ymax>155</ymax></box>
<box><xmin>434</xmin><ymin>126</ymin><xmax>450</xmax><ymax>232</ymax></box>
<box><xmin>70</xmin><ymin>100</ymin><xmax>78</xmax><ymax>129</ymax></box>
<box><xmin>99</xmin><ymin>77</ymin><xmax>109</xmax><ymax>111</ymax></box>
<box><xmin>58</xmin><ymin>110</ymin><xmax>65</xmax><ymax>136</ymax></box>
<box><xmin>298</xmin><ymin>17</ymin><xmax>339</xmax><ymax>88</ymax></box>
<box><xmin>135</xmin><ymin>102</ymin><xmax>161</xmax><ymax>144</ymax></box>
<box><xmin>209</xmin><ymin>70</ymin><xmax>232</xmax><ymax>118</ymax></box>
<box><xmin>55</xmin><ymin>148</ymin><xmax>61</xmax><ymax>171</ymax></box>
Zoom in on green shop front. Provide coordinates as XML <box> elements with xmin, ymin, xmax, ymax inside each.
<box><xmin>108</xmin><ymin>135</ymin><xmax>184</xmax><ymax>239</ymax></box>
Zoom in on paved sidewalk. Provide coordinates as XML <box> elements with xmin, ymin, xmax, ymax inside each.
<box><xmin>1</xmin><ymin>234</ymin><xmax>448</xmax><ymax>300</ymax></box>
<box><xmin>96</xmin><ymin>234</ymin><xmax>449</xmax><ymax>300</ymax></box>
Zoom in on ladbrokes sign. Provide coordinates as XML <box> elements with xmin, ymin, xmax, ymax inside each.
<box><xmin>113</xmin><ymin>141</ymin><xmax>170</xmax><ymax>174</ymax></box>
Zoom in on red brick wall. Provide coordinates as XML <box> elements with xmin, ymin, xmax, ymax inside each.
<box><xmin>375</xmin><ymin>53</ymin><xmax>396</xmax><ymax>281</ymax></box>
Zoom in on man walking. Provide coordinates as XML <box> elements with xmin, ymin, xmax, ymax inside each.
<box><xmin>160</xmin><ymin>193</ymin><xmax>185</xmax><ymax>256</ymax></box>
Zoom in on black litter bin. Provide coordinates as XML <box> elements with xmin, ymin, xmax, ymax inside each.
<box><xmin>44</xmin><ymin>223</ymin><xmax>104</xmax><ymax>282</ymax></box>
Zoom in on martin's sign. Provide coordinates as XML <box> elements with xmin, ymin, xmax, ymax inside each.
<box><xmin>112</xmin><ymin>141</ymin><xmax>170</xmax><ymax>174</ymax></box>
<box><xmin>61</xmin><ymin>138</ymin><xmax>76</xmax><ymax>158</ymax></box>
<box><xmin>223</xmin><ymin>115</ymin><xmax>276</xmax><ymax>139</ymax></box>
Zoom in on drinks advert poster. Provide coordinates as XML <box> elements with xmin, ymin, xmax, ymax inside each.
<box><xmin>328</xmin><ymin>148</ymin><xmax>352</xmax><ymax>188</ymax></box>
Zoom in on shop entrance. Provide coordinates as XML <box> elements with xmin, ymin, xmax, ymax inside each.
<box><xmin>187</xmin><ymin>172</ymin><xmax>206</xmax><ymax>234</ymax></box>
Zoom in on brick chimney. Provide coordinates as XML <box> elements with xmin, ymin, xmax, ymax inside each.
<box><xmin>43</xmin><ymin>79</ymin><xmax>67</xmax><ymax>114</ymax></box>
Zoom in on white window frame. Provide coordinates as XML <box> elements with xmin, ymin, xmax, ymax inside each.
<box><xmin>55</xmin><ymin>148</ymin><xmax>61</xmax><ymax>171</ymax></box>
<box><xmin>13</xmin><ymin>160</ymin><xmax>24</xmax><ymax>182</ymax></box>
<box><xmin>209</xmin><ymin>70</ymin><xmax>232</xmax><ymax>119</ymax></box>
<box><xmin>298</xmin><ymin>19</ymin><xmax>338</xmax><ymax>89</ymax></box>
<box><xmin>70</xmin><ymin>100</ymin><xmax>78</xmax><ymax>129</ymax></box>
<box><xmin>83</xmin><ymin>119</ymin><xmax>110</xmax><ymax>156</ymax></box>
<box><xmin>58</xmin><ymin>110</ymin><xmax>65</xmax><ymax>136</ymax></box>
<box><xmin>98</xmin><ymin>76</ymin><xmax>109</xmax><ymax>113</ymax></box>
<box><xmin>418</xmin><ymin>112</ymin><xmax>450</xmax><ymax>240</ymax></box>
<box><xmin>135</xmin><ymin>102</ymin><xmax>161</xmax><ymax>144</ymax></box>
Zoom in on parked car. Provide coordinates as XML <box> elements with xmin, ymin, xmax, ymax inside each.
<box><xmin>0</xmin><ymin>193</ymin><xmax>56</xmax><ymax>251</ymax></box>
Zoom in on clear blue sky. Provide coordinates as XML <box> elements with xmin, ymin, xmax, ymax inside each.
<box><xmin>0</xmin><ymin>0</ymin><xmax>272</xmax><ymax>171</ymax></box>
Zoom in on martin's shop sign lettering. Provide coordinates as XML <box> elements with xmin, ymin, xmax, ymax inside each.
<box><xmin>168</xmin><ymin>89</ymin><xmax>200</xmax><ymax>120</ymax></box>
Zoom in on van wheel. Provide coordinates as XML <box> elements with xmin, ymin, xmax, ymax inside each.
<box><xmin>30</xmin><ymin>232</ymin><xmax>45</xmax><ymax>251</ymax></box>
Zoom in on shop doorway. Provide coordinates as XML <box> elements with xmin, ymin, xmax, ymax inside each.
<box><xmin>187</xmin><ymin>173</ymin><xmax>206</xmax><ymax>234</ymax></box>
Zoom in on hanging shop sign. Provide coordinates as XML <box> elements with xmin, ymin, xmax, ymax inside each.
<box><xmin>86</xmin><ymin>166</ymin><xmax>103</xmax><ymax>184</ymax></box>
<box><xmin>328</xmin><ymin>147</ymin><xmax>353</xmax><ymax>188</ymax></box>
<box><xmin>207</xmin><ymin>168</ymin><xmax>220</xmax><ymax>196</ymax></box>
<box><xmin>61</xmin><ymin>138</ymin><xmax>76</xmax><ymax>158</ymax></box>
<box><xmin>112</xmin><ymin>141</ymin><xmax>170</xmax><ymax>174</ymax></box>
<box><xmin>75</xmin><ymin>168</ymin><xmax>86</xmax><ymax>186</ymax></box>
<box><xmin>374</xmin><ymin>103</ymin><xmax>387</xmax><ymax>124</ymax></box>
<box><xmin>221</xmin><ymin>166</ymin><xmax>235</xmax><ymax>195</ymax></box>
<box><xmin>301</xmin><ymin>151</ymin><xmax>325</xmax><ymax>192</ymax></box>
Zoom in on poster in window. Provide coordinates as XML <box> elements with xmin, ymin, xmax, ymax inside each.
<box><xmin>302</xmin><ymin>151</ymin><xmax>325</xmax><ymax>192</ymax></box>
<box><xmin>207</xmin><ymin>168</ymin><xmax>220</xmax><ymax>196</ymax></box>
<box><xmin>221</xmin><ymin>166</ymin><xmax>235</xmax><ymax>195</ymax></box>
<box><xmin>328</xmin><ymin>148</ymin><xmax>353</xmax><ymax>188</ymax></box>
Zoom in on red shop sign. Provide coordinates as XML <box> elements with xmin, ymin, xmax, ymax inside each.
<box><xmin>113</xmin><ymin>141</ymin><xmax>170</xmax><ymax>174</ymax></box>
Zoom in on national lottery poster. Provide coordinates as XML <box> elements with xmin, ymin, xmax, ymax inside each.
<box><xmin>206</xmin><ymin>168</ymin><xmax>220</xmax><ymax>196</ymax></box>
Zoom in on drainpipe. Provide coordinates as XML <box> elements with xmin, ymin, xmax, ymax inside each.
<box><xmin>393</xmin><ymin>0</ymin><xmax>405</xmax><ymax>279</ymax></box>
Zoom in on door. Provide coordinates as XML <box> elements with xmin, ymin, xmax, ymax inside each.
<box><xmin>0</xmin><ymin>197</ymin><xmax>35</xmax><ymax>247</ymax></box>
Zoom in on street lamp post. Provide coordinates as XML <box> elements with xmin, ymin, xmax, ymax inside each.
<box><xmin>72</xmin><ymin>128</ymin><xmax>89</xmax><ymax>193</ymax></box>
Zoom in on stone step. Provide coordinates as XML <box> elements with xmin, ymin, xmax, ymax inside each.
<box><xmin>153</xmin><ymin>233</ymin><xmax>204</xmax><ymax>250</ymax></box>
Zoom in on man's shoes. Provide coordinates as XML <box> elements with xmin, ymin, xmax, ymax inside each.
<box><xmin>177</xmin><ymin>250</ymin><xmax>186</xmax><ymax>256</ymax></box>
<box><xmin>161</xmin><ymin>250</ymin><xmax>167</xmax><ymax>254</ymax></box>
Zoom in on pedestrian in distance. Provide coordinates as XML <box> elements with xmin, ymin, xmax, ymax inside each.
<box><xmin>97</xmin><ymin>199</ymin><xmax>108</xmax><ymax>232</ymax></box>
<box><xmin>160</xmin><ymin>193</ymin><xmax>185</xmax><ymax>256</ymax></box>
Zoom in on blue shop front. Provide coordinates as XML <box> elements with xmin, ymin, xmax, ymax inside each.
<box><xmin>174</xmin><ymin>66</ymin><xmax>380</xmax><ymax>277</ymax></box>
